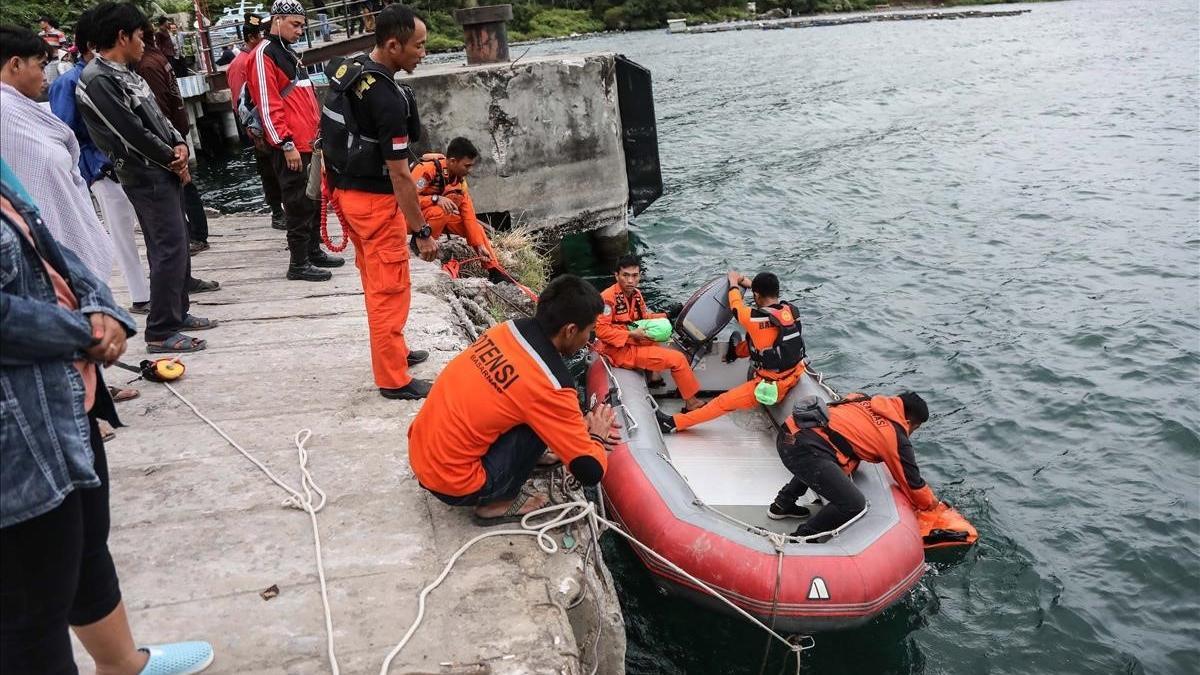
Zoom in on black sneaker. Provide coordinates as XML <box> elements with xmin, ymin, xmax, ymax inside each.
<box><xmin>308</xmin><ymin>250</ymin><xmax>345</xmax><ymax>268</ymax></box>
<box><xmin>380</xmin><ymin>378</ymin><xmax>432</xmax><ymax>400</ymax></box>
<box><xmin>189</xmin><ymin>240</ymin><xmax>210</xmax><ymax>256</ymax></box>
<box><xmin>768</xmin><ymin>501</ymin><xmax>811</xmax><ymax>521</ymax></box>
<box><xmin>406</xmin><ymin>350</ymin><xmax>429</xmax><ymax>367</ymax></box>
<box><xmin>655</xmin><ymin>409</ymin><xmax>677</xmax><ymax>434</ymax></box>
<box><xmin>271</xmin><ymin>211</ymin><xmax>286</xmax><ymax>230</ymax></box>
<box><xmin>129</xmin><ymin>301</ymin><xmax>150</xmax><ymax>315</ymax></box>
<box><xmin>286</xmin><ymin>263</ymin><xmax>332</xmax><ymax>282</ymax></box>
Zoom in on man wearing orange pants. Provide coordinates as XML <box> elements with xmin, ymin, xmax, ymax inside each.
<box><xmin>659</xmin><ymin>270</ymin><xmax>807</xmax><ymax>433</ymax></box>
<box><xmin>411</xmin><ymin>138</ymin><xmax>504</xmax><ymax>281</ymax></box>
<box><xmin>319</xmin><ymin>5</ymin><xmax>437</xmax><ymax>399</ymax></box>
<box><xmin>596</xmin><ymin>256</ymin><xmax>705</xmax><ymax>412</ymax></box>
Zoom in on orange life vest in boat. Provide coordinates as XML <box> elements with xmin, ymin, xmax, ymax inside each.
<box><xmin>746</xmin><ymin>302</ymin><xmax>806</xmax><ymax>373</ymax></box>
<box><xmin>784</xmin><ymin>393</ymin><xmax>978</xmax><ymax>548</ymax></box>
<box><xmin>785</xmin><ymin>394</ymin><xmax>937</xmax><ymax>511</ymax></box>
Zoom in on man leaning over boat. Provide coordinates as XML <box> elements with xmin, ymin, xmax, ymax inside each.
<box><xmin>777</xmin><ymin>392</ymin><xmax>977</xmax><ymax>546</ymax></box>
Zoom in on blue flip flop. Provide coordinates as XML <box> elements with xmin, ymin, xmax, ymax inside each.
<box><xmin>137</xmin><ymin>641</ymin><xmax>214</xmax><ymax>675</ymax></box>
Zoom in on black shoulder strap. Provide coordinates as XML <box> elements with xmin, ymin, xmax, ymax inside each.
<box><xmin>825</xmin><ymin>427</ymin><xmax>860</xmax><ymax>462</ymax></box>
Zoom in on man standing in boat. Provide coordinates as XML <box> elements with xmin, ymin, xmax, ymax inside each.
<box><xmin>775</xmin><ymin>392</ymin><xmax>976</xmax><ymax>546</ymax></box>
<box><xmin>658</xmin><ymin>270</ymin><xmax>807</xmax><ymax>433</ymax></box>
<box><xmin>407</xmin><ymin>276</ymin><xmax>618</xmax><ymax>524</ymax></box>
<box><xmin>595</xmin><ymin>255</ymin><xmax>705</xmax><ymax>413</ymax></box>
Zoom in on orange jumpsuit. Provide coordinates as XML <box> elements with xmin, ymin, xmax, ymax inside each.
<box><xmin>594</xmin><ymin>284</ymin><xmax>701</xmax><ymax>400</ymax></box>
<box><xmin>408</xmin><ymin>318</ymin><xmax>609</xmax><ymax>496</ymax></box>
<box><xmin>335</xmin><ymin>188</ymin><xmax>414</xmax><ymax>389</ymax></box>
<box><xmin>410</xmin><ymin>156</ymin><xmax>497</xmax><ymax>264</ymax></box>
<box><xmin>673</xmin><ymin>287</ymin><xmax>806</xmax><ymax>431</ymax></box>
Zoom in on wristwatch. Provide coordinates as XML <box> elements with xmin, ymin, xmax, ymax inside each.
<box><xmin>415</xmin><ymin>225</ymin><xmax>432</xmax><ymax>239</ymax></box>
<box><xmin>281</xmin><ymin>141</ymin><xmax>296</xmax><ymax>152</ymax></box>
<box><xmin>430</xmin><ymin>195</ymin><xmax>440</xmax><ymax>204</ymax></box>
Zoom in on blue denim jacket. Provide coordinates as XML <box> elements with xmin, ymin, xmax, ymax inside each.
<box><xmin>0</xmin><ymin>161</ymin><xmax>136</xmax><ymax>528</ymax></box>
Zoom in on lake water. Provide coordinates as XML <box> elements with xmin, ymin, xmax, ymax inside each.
<box><xmin>196</xmin><ymin>1</ymin><xmax>1200</xmax><ymax>671</ymax></box>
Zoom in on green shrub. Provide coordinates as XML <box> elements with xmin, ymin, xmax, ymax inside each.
<box><xmin>524</xmin><ymin>8</ymin><xmax>603</xmax><ymax>39</ymax></box>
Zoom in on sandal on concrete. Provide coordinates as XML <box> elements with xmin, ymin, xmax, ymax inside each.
<box><xmin>137</xmin><ymin>641</ymin><xmax>214</xmax><ymax>675</ymax></box>
<box><xmin>108</xmin><ymin>386</ymin><xmax>140</xmax><ymax>403</ymax></box>
<box><xmin>471</xmin><ymin>490</ymin><xmax>541</xmax><ymax>527</ymax></box>
<box><xmin>178</xmin><ymin>315</ymin><xmax>218</xmax><ymax>331</ymax></box>
<box><xmin>147</xmin><ymin>333</ymin><xmax>207</xmax><ymax>353</ymax></box>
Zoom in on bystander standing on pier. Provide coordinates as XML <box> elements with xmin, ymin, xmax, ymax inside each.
<box><xmin>247</xmin><ymin>0</ymin><xmax>344</xmax><ymax>281</ymax></box>
<box><xmin>0</xmin><ymin>159</ymin><xmax>215</xmax><ymax>675</ymax></box>
<box><xmin>76</xmin><ymin>1</ymin><xmax>216</xmax><ymax>353</ymax></box>
<box><xmin>48</xmin><ymin>11</ymin><xmax>152</xmax><ymax>318</ymax></box>
<box><xmin>227</xmin><ymin>13</ymin><xmax>286</xmax><ymax>229</ymax></box>
<box><xmin>136</xmin><ymin>28</ymin><xmax>221</xmax><ymax>263</ymax></box>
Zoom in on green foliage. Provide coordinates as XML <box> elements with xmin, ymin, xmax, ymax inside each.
<box><xmin>523</xmin><ymin>8</ymin><xmax>603</xmax><ymax>39</ymax></box>
<box><xmin>0</xmin><ymin>0</ymin><xmax>1052</xmax><ymax>53</ymax></box>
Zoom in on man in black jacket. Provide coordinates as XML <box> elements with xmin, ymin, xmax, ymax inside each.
<box><xmin>76</xmin><ymin>2</ymin><xmax>216</xmax><ymax>353</ymax></box>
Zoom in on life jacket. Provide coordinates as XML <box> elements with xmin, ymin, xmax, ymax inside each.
<box><xmin>747</xmin><ymin>301</ymin><xmax>806</xmax><ymax>372</ymax></box>
<box><xmin>785</xmin><ymin>394</ymin><xmax>936</xmax><ymax>510</ymax></box>
<box><xmin>412</xmin><ymin>153</ymin><xmax>467</xmax><ymax>202</ymax></box>
<box><xmin>601</xmin><ymin>284</ymin><xmax>653</xmax><ymax>327</ymax></box>
<box><xmin>319</xmin><ymin>54</ymin><xmax>421</xmax><ymax>180</ymax></box>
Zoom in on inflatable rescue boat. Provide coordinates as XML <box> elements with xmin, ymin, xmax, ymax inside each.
<box><xmin>586</xmin><ymin>277</ymin><xmax>974</xmax><ymax>632</ymax></box>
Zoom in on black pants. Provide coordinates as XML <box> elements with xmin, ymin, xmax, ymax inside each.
<box><xmin>124</xmin><ymin>171</ymin><xmax>191</xmax><ymax>341</ymax></box>
<box><xmin>182</xmin><ymin>181</ymin><xmax>209</xmax><ymax>244</ymax></box>
<box><xmin>776</xmin><ymin>429</ymin><xmax>867</xmax><ymax>537</ymax></box>
<box><xmin>253</xmin><ymin>143</ymin><xmax>283</xmax><ymax>215</ymax></box>
<box><xmin>426</xmin><ymin>425</ymin><xmax>547</xmax><ymax>506</ymax></box>
<box><xmin>271</xmin><ymin>150</ymin><xmax>320</xmax><ymax>266</ymax></box>
<box><xmin>0</xmin><ymin>417</ymin><xmax>123</xmax><ymax>674</ymax></box>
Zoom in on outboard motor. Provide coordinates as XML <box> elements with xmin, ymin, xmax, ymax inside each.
<box><xmin>672</xmin><ymin>276</ymin><xmax>735</xmax><ymax>358</ymax></box>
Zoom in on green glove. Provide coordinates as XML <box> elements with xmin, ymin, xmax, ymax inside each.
<box><xmin>754</xmin><ymin>380</ymin><xmax>780</xmax><ymax>406</ymax></box>
<box><xmin>632</xmin><ymin>318</ymin><xmax>672</xmax><ymax>342</ymax></box>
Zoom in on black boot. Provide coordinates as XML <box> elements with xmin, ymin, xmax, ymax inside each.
<box><xmin>380</xmin><ymin>378</ymin><xmax>433</xmax><ymax>400</ymax></box>
<box><xmin>286</xmin><ymin>262</ymin><xmax>332</xmax><ymax>282</ymax></box>
<box><xmin>407</xmin><ymin>350</ymin><xmax>429</xmax><ymax>366</ymax></box>
<box><xmin>308</xmin><ymin>249</ymin><xmax>345</xmax><ymax>268</ymax></box>
<box><xmin>656</xmin><ymin>409</ymin><xmax>677</xmax><ymax>434</ymax></box>
<box><xmin>270</xmin><ymin>209</ymin><xmax>286</xmax><ymax>230</ymax></box>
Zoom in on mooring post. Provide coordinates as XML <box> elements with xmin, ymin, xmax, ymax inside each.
<box><xmin>453</xmin><ymin>4</ymin><xmax>514</xmax><ymax>65</ymax></box>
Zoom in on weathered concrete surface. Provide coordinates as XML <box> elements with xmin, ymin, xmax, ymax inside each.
<box><xmin>402</xmin><ymin>53</ymin><xmax>629</xmax><ymax>238</ymax></box>
<box><xmin>74</xmin><ymin>215</ymin><xmax>624</xmax><ymax>674</ymax></box>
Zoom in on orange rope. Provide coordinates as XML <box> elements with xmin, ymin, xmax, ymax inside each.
<box><xmin>319</xmin><ymin>176</ymin><xmax>349</xmax><ymax>253</ymax></box>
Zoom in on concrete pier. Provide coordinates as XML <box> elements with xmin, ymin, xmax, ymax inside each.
<box><xmin>403</xmin><ymin>53</ymin><xmax>633</xmax><ymax>240</ymax></box>
<box><xmin>74</xmin><ymin>214</ymin><xmax>625</xmax><ymax>673</ymax></box>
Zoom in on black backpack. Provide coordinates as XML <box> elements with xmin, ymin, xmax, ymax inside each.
<box><xmin>320</xmin><ymin>55</ymin><xmax>421</xmax><ymax>178</ymax></box>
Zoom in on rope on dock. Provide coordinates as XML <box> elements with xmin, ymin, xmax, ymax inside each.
<box><xmin>161</xmin><ymin>383</ymin><xmax>342</xmax><ymax>674</ymax></box>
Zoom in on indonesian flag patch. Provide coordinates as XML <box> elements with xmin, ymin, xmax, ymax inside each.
<box><xmin>391</xmin><ymin>135</ymin><xmax>409</xmax><ymax>151</ymax></box>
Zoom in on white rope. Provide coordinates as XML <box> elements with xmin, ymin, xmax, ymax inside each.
<box><xmin>379</xmin><ymin>499</ymin><xmax>805</xmax><ymax>674</ymax></box>
<box><xmin>162</xmin><ymin>383</ymin><xmax>341</xmax><ymax>675</ymax></box>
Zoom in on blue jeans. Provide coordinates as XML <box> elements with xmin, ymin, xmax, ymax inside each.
<box><xmin>425</xmin><ymin>425</ymin><xmax>547</xmax><ymax>506</ymax></box>
<box><xmin>317</xmin><ymin>13</ymin><xmax>331</xmax><ymax>41</ymax></box>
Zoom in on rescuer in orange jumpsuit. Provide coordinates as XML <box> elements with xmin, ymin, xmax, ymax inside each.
<box><xmin>595</xmin><ymin>255</ymin><xmax>704</xmax><ymax>412</ymax></box>
<box><xmin>408</xmin><ymin>275</ymin><xmax>618</xmax><ymax>523</ymax></box>
<box><xmin>659</xmin><ymin>270</ymin><xmax>807</xmax><ymax>433</ymax></box>
<box><xmin>319</xmin><ymin>7</ymin><xmax>436</xmax><ymax>400</ymax></box>
<box><xmin>773</xmin><ymin>392</ymin><xmax>977</xmax><ymax>548</ymax></box>
<box><xmin>411</xmin><ymin>137</ymin><xmax>502</xmax><ymax>280</ymax></box>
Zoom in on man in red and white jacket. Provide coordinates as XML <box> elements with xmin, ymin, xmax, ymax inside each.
<box><xmin>247</xmin><ymin>0</ymin><xmax>343</xmax><ymax>281</ymax></box>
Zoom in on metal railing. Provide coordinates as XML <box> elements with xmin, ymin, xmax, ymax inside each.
<box><xmin>184</xmin><ymin>4</ymin><xmax>389</xmax><ymax>74</ymax></box>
